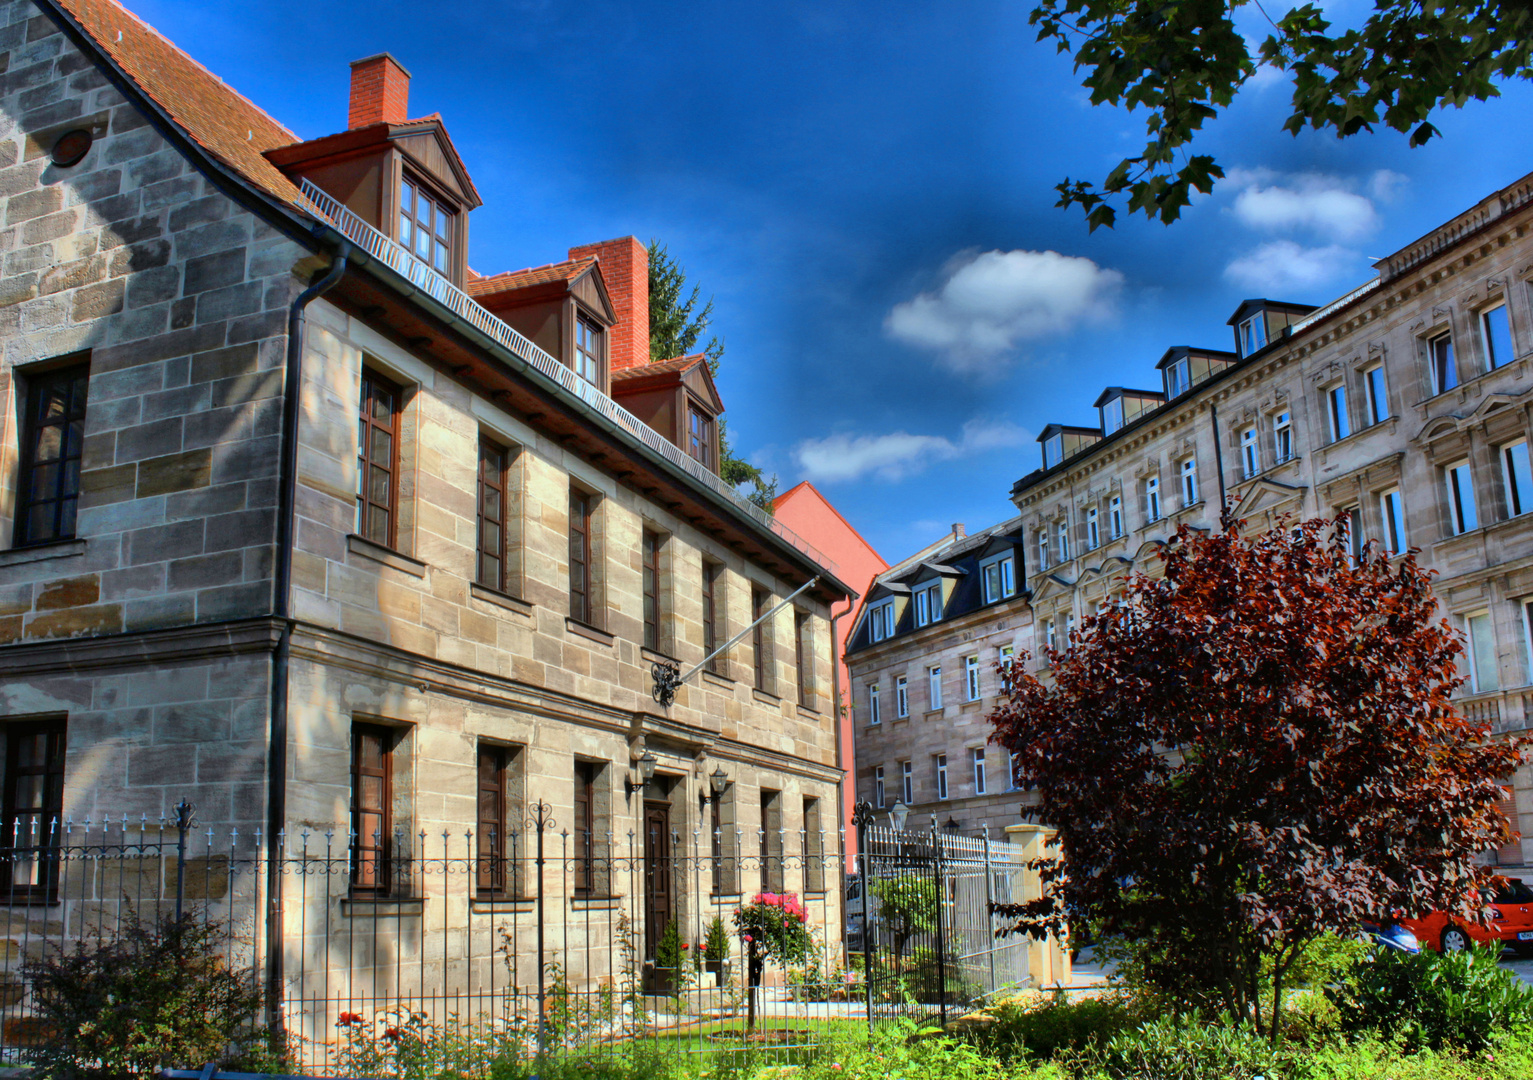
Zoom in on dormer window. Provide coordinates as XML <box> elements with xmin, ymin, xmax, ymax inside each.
<box><xmin>979</xmin><ymin>552</ymin><xmax>1015</xmax><ymax>603</ymax></box>
<box><xmin>575</xmin><ymin>316</ymin><xmax>602</xmax><ymax>384</ymax></box>
<box><xmin>867</xmin><ymin>599</ymin><xmax>896</xmax><ymax>643</ymax></box>
<box><xmin>688</xmin><ymin>407</ymin><xmax>714</xmax><ymax>469</ymax></box>
<box><xmin>1165</xmin><ymin>358</ymin><xmax>1190</xmax><ymax>398</ymax></box>
<box><xmin>399</xmin><ymin>177</ymin><xmax>453</xmax><ymax>275</ymax></box>
<box><xmin>1237</xmin><ymin>314</ymin><xmax>1267</xmax><ymax>356</ymax></box>
<box><xmin>1043</xmin><ymin>433</ymin><xmax>1063</xmax><ymax>468</ymax></box>
<box><xmin>1102</xmin><ymin>396</ymin><xmax>1124</xmax><ymax>434</ymax></box>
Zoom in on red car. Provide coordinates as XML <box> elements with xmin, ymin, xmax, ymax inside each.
<box><xmin>1400</xmin><ymin>876</ymin><xmax>1533</xmax><ymax>954</ymax></box>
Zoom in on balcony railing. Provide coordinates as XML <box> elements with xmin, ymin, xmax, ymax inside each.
<box><xmin>295</xmin><ymin>179</ymin><xmax>838</xmax><ymax>580</ymax></box>
<box><xmin>1287</xmin><ymin>276</ymin><xmax>1381</xmax><ymax>338</ymax></box>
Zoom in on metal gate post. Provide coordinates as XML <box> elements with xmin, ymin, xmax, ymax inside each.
<box><xmin>982</xmin><ymin>824</ymin><xmax>996</xmax><ymax>997</ymax></box>
<box><xmin>852</xmin><ymin>801</ymin><xmax>875</xmax><ymax>1033</ymax></box>
<box><xmin>931</xmin><ymin>816</ymin><xmax>947</xmax><ymax>1027</ymax></box>
<box><xmin>531</xmin><ymin>800</ymin><xmax>552</xmax><ymax>1064</ymax></box>
<box><xmin>173</xmin><ymin>799</ymin><xmax>195</xmax><ymax>921</ymax></box>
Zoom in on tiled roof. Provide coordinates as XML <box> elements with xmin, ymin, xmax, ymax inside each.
<box><xmin>467</xmin><ymin>257</ymin><xmax>596</xmax><ymax>299</ymax></box>
<box><xmin>52</xmin><ymin>0</ymin><xmax>304</xmax><ymax>205</ymax></box>
<box><xmin>610</xmin><ymin>353</ymin><xmax>705</xmax><ymax>382</ymax></box>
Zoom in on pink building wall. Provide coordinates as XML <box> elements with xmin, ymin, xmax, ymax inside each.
<box><xmin>772</xmin><ymin>483</ymin><xmax>888</xmax><ymax>871</ymax></box>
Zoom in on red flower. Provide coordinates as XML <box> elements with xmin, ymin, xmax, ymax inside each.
<box><xmin>337</xmin><ymin>1012</ymin><xmax>363</xmax><ymax>1026</ymax></box>
<box><xmin>680</xmin><ymin>943</ymin><xmax>689</xmax><ymax>949</ymax></box>
<box><xmin>383</xmin><ymin>1026</ymin><xmax>401</xmax><ymax>1042</ymax></box>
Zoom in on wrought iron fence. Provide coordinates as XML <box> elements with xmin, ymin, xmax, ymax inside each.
<box><xmin>0</xmin><ymin>800</ymin><xmax>1035</xmax><ymax>1074</ymax></box>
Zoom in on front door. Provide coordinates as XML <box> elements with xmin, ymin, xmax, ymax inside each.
<box><xmin>643</xmin><ymin>800</ymin><xmax>673</xmax><ymax>961</ymax></box>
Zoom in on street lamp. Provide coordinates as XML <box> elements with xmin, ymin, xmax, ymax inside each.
<box><xmin>889</xmin><ymin>801</ymin><xmax>910</xmax><ymax>832</ymax></box>
<box><xmin>639</xmin><ymin>750</ymin><xmax>658</xmax><ymax>782</ymax></box>
<box><xmin>709</xmin><ymin>765</ymin><xmax>729</xmax><ymax>797</ymax></box>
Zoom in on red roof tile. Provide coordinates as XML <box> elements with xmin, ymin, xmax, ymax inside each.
<box><xmin>467</xmin><ymin>257</ymin><xmax>597</xmax><ymax>299</ymax></box>
<box><xmin>610</xmin><ymin>353</ymin><xmax>706</xmax><ymax>382</ymax></box>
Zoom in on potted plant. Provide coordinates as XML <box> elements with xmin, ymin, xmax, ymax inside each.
<box><xmin>732</xmin><ymin>892</ymin><xmax>814</xmax><ymax>1029</ymax></box>
<box><xmin>703</xmin><ymin>915</ymin><xmax>731</xmax><ymax>986</ymax></box>
<box><xmin>646</xmin><ymin>917</ymin><xmax>689</xmax><ymax>996</ymax></box>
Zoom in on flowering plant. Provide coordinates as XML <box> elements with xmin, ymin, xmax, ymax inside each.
<box><xmin>733</xmin><ymin>892</ymin><xmax>815</xmax><ymax>965</ymax></box>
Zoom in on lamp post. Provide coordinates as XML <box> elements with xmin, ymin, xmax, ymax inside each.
<box><xmin>889</xmin><ymin>800</ymin><xmax>910</xmax><ymax>833</ymax></box>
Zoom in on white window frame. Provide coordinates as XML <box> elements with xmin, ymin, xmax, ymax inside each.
<box><xmin>1180</xmin><ymin>458</ymin><xmax>1198</xmax><ymax>508</ymax></box>
<box><xmin>1429</xmin><ymin>330</ymin><xmax>1457</xmax><ymax>395</ymax></box>
<box><xmin>1523</xmin><ymin>601</ymin><xmax>1533</xmax><ymax>687</ymax></box>
<box><xmin>980</xmin><ymin>552</ymin><xmax>1015</xmax><ymax>603</ymax></box>
<box><xmin>873</xmin><ymin>766</ymin><xmax>886</xmax><ymax>808</ymax></box>
<box><xmin>1085</xmin><ymin>507</ymin><xmax>1100</xmax><ymax>550</ymax></box>
<box><xmin>1006</xmin><ymin>750</ymin><xmax>1019</xmax><ymax>791</ymax></box>
<box><xmin>1056</xmin><ymin>521</ymin><xmax>1070</xmax><ymax>563</ymax></box>
<box><xmin>1481</xmin><ymin>302</ymin><xmax>1513</xmax><ymax>371</ymax></box>
<box><xmin>1364</xmin><ymin>364</ymin><xmax>1388</xmax><ymax>425</ymax></box>
<box><xmin>971</xmin><ymin>747</ymin><xmax>986</xmax><ymax>796</ymax></box>
<box><xmin>998</xmin><ymin>644</ymin><xmax>1014</xmax><ymax>693</ymax></box>
<box><xmin>900</xmin><ymin>760</ymin><xmax>913</xmax><ymax>806</ymax></box>
<box><xmin>1239</xmin><ymin>314</ymin><xmax>1267</xmax><ymax>355</ymax></box>
<box><xmin>1503</xmin><ymin>440</ymin><xmax>1533</xmax><ymax>518</ymax></box>
<box><xmin>1037</xmin><ymin>530</ymin><xmax>1049</xmax><ymax>571</ymax></box>
<box><xmin>1326</xmin><ymin>382</ymin><xmax>1350</xmax><ymax>443</ymax></box>
<box><xmin>1463</xmin><ymin>610</ymin><xmax>1498</xmax><ymax>693</ymax></box>
<box><xmin>935</xmin><ymin>754</ymin><xmax>948</xmax><ymax>800</ymax></box>
<box><xmin>1166</xmin><ymin>357</ymin><xmax>1190</xmax><ymax>397</ymax></box>
<box><xmin>928</xmin><ymin>665</ymin><xmax>942</xmax><ymax>710</ymax></box>
<box><xmin>1445</xmin><ymin>459</ymin><xmax>1478</xmax><ymax>535</ymax></box>
<box><xmin>1273</xmin><ymin>412</ymin><xmax>1293</xmax><ymax>464</ymax></box>
<box><xmin>1043</xmin><ymin>433</ymin><xmax>1063</xmax><ymax>468</ymax></box>
<box><xmin>913</xmin><ymin>580</ymin><xmax>941</xmax><ymax>627</ymax></box>
<box><xmin>964</xmin><ymin>654</ymin><xmax>981</xmax><ymax>701</ymax></box>
<box><xmin>868</xmin><ymin>683</ymin><xmax>881</xmax><ymax>725</ymax></box>
<box><xmin>1342</xmin><ymin>504</ymin><xmax>1362</xmax><ymax>566</ymax></box>
<box><xmin>1145</xmin><ymin>476</ymin><xmax>1161</xmax><ymax>522</ymax></box>
<box><xmin>1380</xmin><ymin>487</ymin><xmax>1406</xmax><ymax>555</ymax></box>
<box><xmin>1240</xmin><ymin>427</ymin><xmax>1258</xmax><ymax>478</ymax></box>
<box><xmin>1109</xmin><ymin>494</ymin><xmax>1123</xmax><ymax>538</ymax></box>
<box><xmin>866</xmin><ymin>598</ymin><xmax>895</xmax><ymax>643</ymax></box>
<box><xmin>1043</xmin><ymin>618</ymin><xmax>1056</xmax><ymax>652</ymax></box>
<box><xmin>1103</xmin><ymin>396</ymin><xmax>1124</xmax><ymax>434</ymax></box>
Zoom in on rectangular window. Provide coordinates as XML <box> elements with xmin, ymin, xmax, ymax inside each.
<box><xmin>759</xmin><ymin>790</ymin><xmax>783</xmax><ymax>892</ymax></box>
<box><xmin>999</xmin><ymin>644</ymin><xmax>1015</xmax><ymax>693</ymax></box>
<box><xmin>1103</xmin><ymin>396</ymin><xmax>1124</xmax><ymax>434</ymax></box>
<box><xmin>1482</xmin><ymin>303</ymin><xmax>1514</xmax><ymax>370</ymax></box>
<box><xmin>476</xmin><ymin>438</ymin><xmax>510</xmax><ymax>592</ymax></box>
<box><xmin>1043</xmin><ymin>433</ymin><xmax>1063</xmax><ymax>468</ymax></box>
<box><xmin>350</xmin><ymin>722</ymin><xmax>396</xmax><ymax>896</ymax></box>
<box><xmin>1180</xmin><ymin>458</ymin><xmax>1198</xmax><ymax>508</ymax></box>
<box><xmin>1166</xmin><ymin>358</ymin><xmax>1190</xmax><ymax>397</ymax></box>
<box><xmin>873</xmin><ymin>766</ymin><xmax>886</xmax><ymax>809</ymax></box>
<box><xmin>1364</xmin><ymin>364</ymin><xmax>1389</xmax><ymax>425</ymax></box>
<box><xmin>642</xmin><ymin>528</ymin><xmax>662</xmax><ymax>651</ymax></box>
<box><xmin>935</xmin><ymin>754</ymin><xmax>949</xmax><ymax>800</ymax></box>
<box><xmin>709</xmin><ymin>787</ymin><xmax>726</xmax><ymax>895</ymax></box>
<box><xmin>1037</xmin><ymin>530</ymin><xmax>1049</xmax><ymax>571</ymax></box>
<box><xmin>972</xmin><ymin>747</ymin><xmax>987</xmax><ymax>796</ymax></box>
<box><xmin>1044</xmin><ymin>618</ymin><xmax>1056</xmax><ymax>652</ymax></box>
<box><xmin>1086</xmin><ymin>507</ymin><xmax>1100</xmax><ymax>550</ymax></box>
<box><xmin>1504</xmin><ymin>441</ymin><xmax>1533</xmax><ymax>518</ymax></box>
<box><xmin>1327</xmin><ymin>384</ymin><xmax>1350</xmax><ymax>442</ymax></box>
<box><xmin>753</xmin><ymin>587</ymin><xmax>773</xmax><ymax>692</ymax></box>
<box><xmin>1464</xmin><ymin>611</ymin><xmax>1499</xmax><ymax>693</ymax></box>
<box><xmin>1342</xmin><ymin>505</ymin><xmax>1363</xmax><ymax>566</ymax></box>
<box><xmin>1109</xmin><ymin>495</ymin><xmax>1123</xmax><ymax>538</ymax></box>
<box><xmin>357</xmin><ymin>371</ymin><xmax>401</xmax><ymax>548</ymax></box>
<box><xmin>1238</xmin><ymin>314</ymin><xmax>1267</xmax><ymax>356</ymax></box>
<box><xmin>688</xmin><ymin>408</ymin><xmax>714</xmax><ymax>470</ymax></box>
<box><xmin>868</xmin><ymin>683</ymin><xmax>881</xmax><ymax>725</ymax></box>
<box><xmin>1273</xmin><ymin>412</ymin><xmax>1293</xmax><ymax>463</ymax></box>
<box><xmin>914</xmin><ymin>581</ymin><xmax>941</xmax><ymax>625</ymax></box>
<box><xmin>575</xmin><ymin>316</ymin><xmax>602</xmax><ymax>385</ymax></box>
<box><xmin>803</xmin><ymin>797</ymin><xmax>824</xmax><ymax>892</ymax></box>
<box><xmin>568</xmin><ymin>488</ymin><xmax>593</xmax><ymax>624</ymax></box>
<box><xmin>981</xmin><ymin>553</ymin><xmax>1015</xmax><ymax>602</ymax></box>
<box><xmin>795</xmin><ymin>611</ymin><xmax>812</xmax><ymax>707</ymax></box>
<box><xmin>1056</xmin><ymin>521</ymin><xmax>1070</xmax><ymax>562</ymax></box>
<box><xmin>900</xmin><ymin>760</ymin><xmax>913</xmax><ymax>806</ymax></box>
<box><xmin>476</xmin><ymin>742</ymin><xmax>523</xmax><ymax>898</ymax></box>
<box><xmin>1007</xmin><ymin>750</ymin><xmax>1019</xmax><ymax>791</ymax></box>
<box><xmin>15</xmin><ymin>363</ymin><xmax>89</xmax><ymax>547</ymax></box>
<box><xmin>573</xmin><ymin>760</ymin><xmax>602</xmax><ymax>896</ymax></box>
<box><xmin>1430</xmin><ymin>331</ymin><xmax>1457</xmax><ymax>394</ymax></box>
<box><xmin>868</xmin><ymin>599</ymin><xmax>895</xmax><ymax>642</ymax></box>
<box><xmin>1</xmin><ymin>718</ymin><xmax>66</xmax><ymax>901</ymax></box>
<box><xmin>1380</xmin><ymin>487</ymin><xmax>1407</xmax><ymax>555</ymax></box>
<box><xmin>928</xmin><ymin>665</ymin><xmax>942</xmax><ymax>710</ymax></box>
<box><xmin>399</xmin><ymin>177</ymin><xmax>452</xmax><ymax>275</ymax></box>
<box><xmin>1146</xmin><ymin>476</ymin><xmax>1161</xmax><ymax>522</ymax></box>
<box><xmin>1446</xmin><ymin>459</ymin><xmax>1478</xmax><ymax>535</ymax></box>
<box><xmin>702</xmin><ymin>560</ymin><xmax>721</xmax><ymax>673</ymax></box>
<box><xmin>1240</xmin><ymin>427</ymin><xmax>1259</xmax><ymax>478</ymax></box>
<box><xmin>964</xmin><ymin>655</ymin><xmax>981</xmax><ymax>701</ymax></box>
<box><xmin>895</xmin><ymin>674</ymin><xmax>909</xmax><ymax>718</ymax></box>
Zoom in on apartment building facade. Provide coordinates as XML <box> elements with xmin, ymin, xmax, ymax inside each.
<box><xmin>1014</xmin><ymin>168</ymin><xmax>1533</xmax><ymax>866</ymax></box>
<box><xmin>0</xmin><ymin>0</ymin><xmax>850</xmax><ymax>1019</ymax></box>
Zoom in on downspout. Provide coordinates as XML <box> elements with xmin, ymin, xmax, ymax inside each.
<box><xmin>267</xmin><ymin>242</ymin><xmax>350</xmax><ymax>1026</ymax></box>
<box><xmin>1210</xmin><ymin>403</ymin><xmax>1228</xmax><ymax>514</ymax></box>
<box><xmin>829</xmin><ymin>600</ymin><xmax>851</xmax><ymax>961</ymax></box>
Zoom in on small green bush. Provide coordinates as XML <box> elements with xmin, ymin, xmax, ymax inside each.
<box><xmin>1328</xmin><ymin>941</ymin><xmax>1533</xmax><ymax>1053</ymax></box>
<box><xmin>1070</xmin><ymin>1012</ymin><xmax>1299</xmax><ymax>1080</ymax></box>
<box><xmin>966</xmin><ymin>992</ymin><xmax>1145</xmax><ymax>1063</ymax></box>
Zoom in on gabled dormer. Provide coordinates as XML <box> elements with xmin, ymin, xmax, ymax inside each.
<box><xmin>1038</xmin><ymin>423</ymin><xmax>1102</xmax><ymax>471</ymax></box>
<box><xmin>1156</xmin><ymin>346</ymin><xmax>1240</xmax><ymax>399</ymax></box>
<box><xmin>265</xmin><ymin>55</ymin><xmax>483</xmax><ymax>288</ymax></box>
<box><xmin>467</xmin><ymin>257</ymin><xmax>618</xmax><ymax>392</ymax></box>
<box><xmin>1093</xmin><ymin>386</ymin><xmax>1167</xmax><ymax>435</ymax></box>
<box><xmin>610</xmin><ymin>355</ymin><xmax>726</xmax><ymax>474</ymax></box>
<box><xmin>1225</xmin><ymin>299</ymin><xmax>1317</xmax><ymax>358</ymax></box>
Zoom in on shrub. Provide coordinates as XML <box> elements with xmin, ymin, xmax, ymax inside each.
<box><xmin>1071</xmin><ymin>1012</ymin><xmax>1299</xmax><ymax>1080</ymax></box>
<box><xmin>966</xmin><ymin>991</ymin><xmax>1145</xmax><ymax>1063</ymax></box>
<box><xmin>704</xmin><ymin>915</ymin><xmax>730</xmax><ymax>963</ymax></box>
<box><xmin>22</xmin><ymin>905</ymin><xmax>270</xmax><ymax>1080</ymax></box>
<box><xmin>733</xmin><ymin>892</ymin><xmax>815</xmax><ymax>965</ymax></box>
<box><xmin>1328</xmin><ymin>941</ymin><xmax>1533</xmax><ymax>1053</ymax></box>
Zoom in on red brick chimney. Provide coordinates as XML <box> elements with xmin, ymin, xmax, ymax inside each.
<box><xmin>349</xmin><ymin>54</ymin><xmax>411</xmax><ymax>129</ymax></box>
<box><xmin>568</xmin><ymin>237</ymin><xmax>648</xmax><ymax>373</ymax></box>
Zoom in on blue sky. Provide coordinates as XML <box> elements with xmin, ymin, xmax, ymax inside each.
<box><xmin>133</xmin><ymin>0</ymin><xmax>1533</xmax><ymax>562</ymax></box>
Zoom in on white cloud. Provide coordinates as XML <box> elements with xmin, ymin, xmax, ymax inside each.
<box><xmin>885</xmin><ymin>249</ymin><xmax>1123</xmax><ymax>373</ymax></box>
<box><xmin>793</xmin><ymin>418</ymin><xmax>1031</xmax><ymax>484</ymax></box>
<box><xmin>1223</xmin><ymin>241</ymin><xmax>1359</xmax><ymax>292</ymax></box>
<box><xmin>1225</xmin><ymin>168</ymin><xmax>1385</xmax><ymax>240</ymax></box>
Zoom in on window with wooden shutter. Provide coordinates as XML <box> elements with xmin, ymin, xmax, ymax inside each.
<box><xmin>569</xmin><ymin>489</ymin><xmax>593</xmax><ymax>624</ymax></box>
<box><xmin>476</xmin><ymin>743</ymin><xmax>509</xmax><ymax>897</ymax></box>
<box><xmin>752</xmin><ymin>587</ymin><xmax>772</xmax><ymax>693</ymax></box>
<box><xmin>702</xmin><ymin>561</ymin><xmax>722</xmax><ymax>673</ymax></box>
<box><xmin>574</xmin><ymin>760</ymin><xmax>598</xmax><ymax>896</ymax></box>
<box><xmin>477</xmin><ymin>439</ymin><xmax>509</xmax><ymax>592</ymax></box>
<box><xmin>642</xmin><ymin>529</ymin><xmax>661</xmax><ymax>651</ymax></box>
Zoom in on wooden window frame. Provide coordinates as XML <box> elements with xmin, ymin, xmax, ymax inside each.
<box><xmin>357</xmin><ymin>371</ymin><xmax>402</xmax><ymax>549</ymax></box>
<box><xmin>1</xmin><ymin>718</ymin><xmax>67</xmax><ymax>903</ymax></box>
<box><xmin>398</xmin><ymin>175</ymin><xmax>453</xmax><ymax>277</ymax></box>
<box><xmin>350</xmin><ymin>722</ymin><xmax>396</xmax><ymax>897</ymax></box>
<box><xmin>794</xmin><ymin>610</ymin><xmax>811</xmax><ymax>708</ymax></box>
<box><xmin>477</xmin><ymin>437</ymin><xmax>510</xmax><ymax>593</ymax></box>
<box><xmin>752</xmin><ymin>587</ymin><xmax>772</xmax><ymax>693</ymax></box>
<box><xmin>476</xmin><ymin>742</ymin><xmax>511</xmax><ymax>898</ymax></box>
<box><xmin>568</xmin><ymin>487</ymin><xmax>594</xmax><ymax>625</ymax></box>
<box><xmin>709</xmin><ymin>790</ymin><xmax>724</xmax><ymax>895</ymax></box>
<box><xmin>802</xmin><ymin>796</ymin><xmax>824</xmax><ymax>892</ymax></box>
<box><xmin>14</xmin><ymin>362</ymin><xmax>89</xmax><ymax>548</ymax></box>
<box><xmin>642</xmin><ymin>529</ymin><xmax>662</xmax><ymax>651</ymax></box>
<box><xmin>575</xmin><ymin>316</ymin><xmax>602</xmax><ymax>385</ymax></box>
<box><xmin>688</xmin><ymin>407</ymin><xmax>714</xmax><ymax>471</ymax></box>
<box><xmin>702</xmin><ymin>561</ymin><xmax>721</xmax><ymax>673</ymax></box>
<box><xmin>573</xmin><ymin>760</ymin><xmax>599</xmax><ymax>897</ymax></box>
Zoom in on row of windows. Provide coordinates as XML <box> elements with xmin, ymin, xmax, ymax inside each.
<box><xmin>870</xmin><ymin>746</ymin><xmax>1018</xmax><ymax>809</ymax></box>
<box><xmin>865</xmin><ymin>551</ymin><xmax>1018</xmax><ymax>645</ymax></box>
<box><xmin>1037</xmin><ymin>461</ymin><xmax>1200</xmax><ymax>569</ymax></box>
<box><xmin>864</xmin><ymin>646</ymin><xmax>1014</xmax><ymax>723</ymax></box>
<box><xmin>1456</xmin><ymin>600</ymin><xmax>1533</xmax><ymax>697</ymax></box>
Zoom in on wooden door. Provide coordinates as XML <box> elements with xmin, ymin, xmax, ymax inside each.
<box><xmin>643</xmin><ymin>800</ymin><xmax>673</xmax><ymax>960</ymax></box>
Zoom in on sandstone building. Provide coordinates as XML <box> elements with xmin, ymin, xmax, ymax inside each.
<box><xmin>0</xmin><ymin>0</ymin><xmax>850</xmax><ymax>1033</ymax></box>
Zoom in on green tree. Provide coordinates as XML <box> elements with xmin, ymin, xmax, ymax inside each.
<box><xmin>872</xmin><ymin>876</ymin><xmax>939</xmax><ymax>976</ymax></box>
<box><xmin>1030</xmin><ymin>0</ymin><xmax>1533</xmax><ymax>229</ymax></box>
<box><xmin>647</xmin><ymin>241</ymin><xmax>778</xmax><ymax>512</ymax></box>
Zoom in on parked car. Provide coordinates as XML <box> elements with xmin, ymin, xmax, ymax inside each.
<box><xmin>1399</xmin><ymin>876</ymin><xmax>1533</xmax><ymax>954</ymax></box>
